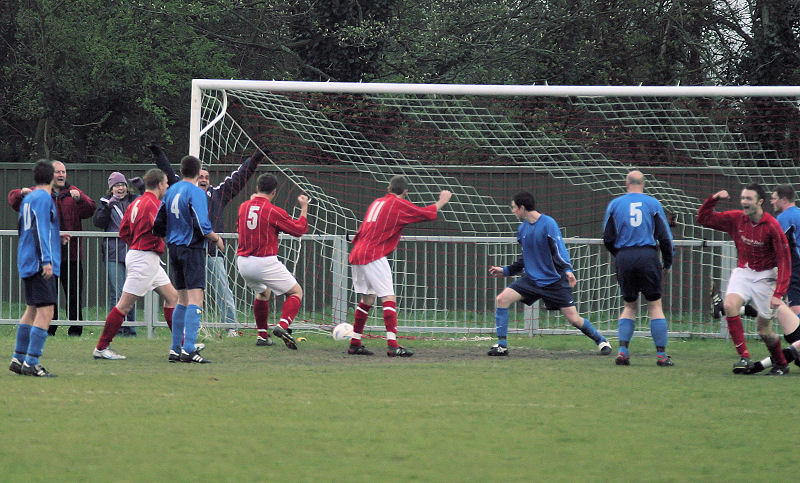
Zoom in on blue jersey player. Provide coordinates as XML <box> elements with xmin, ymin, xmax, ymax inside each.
<box><xmin>154</xmin><ymin>155</ymin><xmax>224</xmax><ymax>364</ymax></box>
<box><xmin>602</xmin><ymin>170</ymin><xmax>674</xmax><ymax>367</ymax></box>
<box><xmin>487</xmin><ymin>191</ymin><xmax>612</xmax><ymax>356</ymax></box>
<box><xmin>747</xmin><ymin>184</ymin><xmax>800</xmax><ymax>374</ymax></box>
<box><xmin>10</xmin><ymin>160</ymin><xmax>67</xmax><ymax>377</ymax></box>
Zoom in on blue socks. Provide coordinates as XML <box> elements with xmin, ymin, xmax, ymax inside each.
<box><xmin>171</xmin><ymin>304</ymin><xmax>186</xmax><ymax>352</ymax></box>
<box><xmin>14</xmin><ymin>323</ymin><xmax>32</xmax><ymax>361</ymax></box>
<box><xmin>24</xmin><ymin>326</ymin><xmax>48</xmax><ymax>366</ymax></box>
<box><xmin>495</xmin><ymin>307</ymin><xmax>509</xmax><ymax>347</ymax></box>
<box><xmin>579</xmin><ymin>319</ymin><xmax>604</xmax><ymax>344</ymax></box>
<box><xmin>651</xmin><ymin>318</ymin><xmax>668</xmax><ymax>355</ymax></box>
<box><xmin>183</xmin><ymin>304</ymin><xmax>202</xmax><ymax>353</ymax></box>
<box><xmin>618</xmin><ymin>318</ymin><xmax>634</xmax><ymax>357</ymax></box>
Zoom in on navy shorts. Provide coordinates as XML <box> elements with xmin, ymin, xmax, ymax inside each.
<box><xmin>23</xmin><ymin>273</ymin><xmax>59</xmax><ymax>307</ymax></box>
<box><xmin>508</xmin><ymin>274</ymin><xmax>575</xmax><ymax>310</ymax></box>
<box><xmin>787</xmin><ymin>266</ymin><xmax>800</xmax><ymax>307</ymax></box>
<box><xmin>615</xmin><ymin>246</ymin><xmax>663</xmax><ymax>302</ymax></box>
<box><xmin>168</xmin><ymin>244</ymin><xmax>206</xmax><ymax>290</ymax></box>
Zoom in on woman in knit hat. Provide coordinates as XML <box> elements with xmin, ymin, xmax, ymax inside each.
<box><xmin>93</xmin><ymin>172</ymin><xmax>140</xmax><ymax>336</ymax></box>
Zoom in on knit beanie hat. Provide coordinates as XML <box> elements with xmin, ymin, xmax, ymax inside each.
<box><xmin>108</xmin><ymin>172</ymin><xmax>127</xmax><ymax>188</ymax></box>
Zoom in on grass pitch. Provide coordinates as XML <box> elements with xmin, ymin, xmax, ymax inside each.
<box><xmin>0</xmin><ymin>328</ymin><xmax>795</xmax><ymax>482</ymax></box>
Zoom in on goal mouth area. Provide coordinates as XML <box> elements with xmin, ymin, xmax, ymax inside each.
<box><xmin>190</xmin><ymin>81</ymin><xmax>800</xmax><ymax>338</ymax></box>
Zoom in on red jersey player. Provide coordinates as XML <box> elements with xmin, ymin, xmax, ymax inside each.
<box><xmin>93</xmin><ymin>169</ymin><xmax>180</xmax><ymax>360</ymax></box>
<box><xmin>697</xmin><ymin>183</ymin><xmax>798</xmax><ymax>375</ymax></box>
<box><xmin>346</xmin><ymin>175</ymin><xmax>451</xmax><ymax>357</ymax></box>
<box><xmin>236</xmin><ymin>173</ymin><xmax>309</xmax><ymax>349</ymax></box>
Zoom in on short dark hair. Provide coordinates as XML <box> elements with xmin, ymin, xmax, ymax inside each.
<box><xmin>180</xmin><ymin>155</ymin><xmax>201</xmax><ymax>178</ymax></box>
<box><xmin>257</xmin><ymin>173</ymin><xmax>278</xmax><ymax>194</ymax></box>
<box><xmin>389</xmin><ymin>175</ymin><xmax>408</xmax><ymax>195</ymax></box>
<box><xmin>143</xmin><ymin>168</ymin><xmax>166</xmax><ymax>190</ymax></box>
<box><xmin>512</xmin><ymin>191</ymin><xmax>536</xmax><ymax>211</ymax></box>
<box><xmin>33</xmin><ymin>159</ymin><xmax>54</xmax><ymax>185</ymax></box>
<box><xmin>774</xmin><ymin>184</ymin><xmax>795</xmax><ymax>202</ymax></box>
<box><xmin>744</xmin><ymin>183</ymin><xmax>766</xmax><ymax>202</ymax></box>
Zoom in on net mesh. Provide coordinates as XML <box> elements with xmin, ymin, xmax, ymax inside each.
<box><xmin>193</xmin><ymin>83</ymin><xmax>800</xmax><ymax>339</ymax></box>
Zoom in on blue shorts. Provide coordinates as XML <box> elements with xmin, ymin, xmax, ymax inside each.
<box><xmin>508</xmin><ymin>274</ymin><xmax>575</xmax><ymax>310</ymax></box>
<box><xmin>23</xmin><ymin>273</ymin><xmax>58</xmax><ymax>307</ymax></box>
<box><xmin>615</xmin><ymin>246</ymin><xmax>662</xmax><ymax>302</ymax></box>
<box><xmin>168</xmin><ymin>244</ymin><xmax>206</xmax><ymax>290</ymax></box>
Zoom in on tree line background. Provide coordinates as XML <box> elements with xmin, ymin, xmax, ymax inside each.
<box><xmin>1</xmin><ymin>0</ymin><xmax>799</xmax><ymax>165</ymax></box>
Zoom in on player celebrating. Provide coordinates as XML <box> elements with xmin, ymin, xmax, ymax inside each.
<box><xmin>346</xmin><ymin>175</ymin><xmax>451</xmax><ymax>357</ymax></box>
<box><xmin>236</xmin><ymin>174</ymin><xmax>309</xmax><ymax>349</ymax></box>
<box><xmin>154</xmin><ymin>156</ymin><xmax>224</xmax><ymax>364</ymax></box>
<box><xmin>10</xmin><ymin>160</ymin><xmax>67</xmax><ymax>377</ymax></box>
<box><xmin>602</xmin><ymin>170</ymin><xmax>674</xmax><ymax>366</ymax></box>
<box><xmin>697</xmin><ymin>184</ymin><xmax>797</xmax><ymax>375</ymax></box>
<box><xmin>92</xmin><ymin>169</ymin><xmax>180</xmax><ymax>360</ymax></box>
<box><xmin>488</xmin><ymin>191</ymin><xmax>612</xmax><ymax>357</ymax></box>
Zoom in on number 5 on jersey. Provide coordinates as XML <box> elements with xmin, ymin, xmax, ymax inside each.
<box><xmin>629</xmin><ymin>202</ymin><xmax>642</xmax><ymax>227</ymax></box>
<box><xmin>246</xmin><ymin>205</ymin><xmax>260</xmax><ymax>229</ymax></box>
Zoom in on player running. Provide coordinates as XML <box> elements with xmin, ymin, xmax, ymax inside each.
<box><xmin>92</xmin><ymin>169</ymin><xmax>181</xmax><ymax>360</ymax></box>
<box><xmin>236</xmin><ymin>174</ymin><xmax>309</xmax><ymax>350</ymax></box>
<box><xmin>488</xmin><ymin>191</ymin><xmax>612</xmax><ymax>357</ymax></box>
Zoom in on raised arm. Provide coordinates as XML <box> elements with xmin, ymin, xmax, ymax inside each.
<box><xmin>8</xmin><ymin>187</ymin><xmax>31</xmax><ymax>212</ymax></box>
<box><xmin>213</xmin><ymin>147</ymin><xmax>266</xmax><ymax>204</ymax></box>
<box><xmin>697</xmin><ymin>191</ymin><xmax>735</xmax><ymax>232</ymax></box>
<box><xmin>149</xmin><ymin>144</ymin><xmax>179</xmax><ymax>185</ymax></box>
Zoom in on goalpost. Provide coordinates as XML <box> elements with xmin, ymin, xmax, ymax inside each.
<box><xmin>189</xmin><ymin>80</ymin><xmax>800</xmax><ymax>339</ymax></box>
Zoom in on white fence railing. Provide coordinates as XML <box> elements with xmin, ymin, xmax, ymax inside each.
<box><xmin>1</xmin><ymin>230</ymin><xmax>737</xmax><ymax>339</ymax></box>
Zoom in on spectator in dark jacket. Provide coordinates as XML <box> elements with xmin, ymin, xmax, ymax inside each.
<box><xmin>8</xmin><ymin>160</ymin><xmax>96</xmax><ymax>335</ymax></box>
<box><xmin>150</xmin><ymin>144</ymin><xmax>264</xmax><ymax>336</ymax></box>
<box><xmin>93</xmin><ymin>172</ymin><xmax>139</xmax><ymax>336</ymax></box>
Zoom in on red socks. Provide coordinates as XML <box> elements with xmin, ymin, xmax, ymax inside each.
<box><xmin>163</xmin><ymin>306</ymin><xmax>174</xmax><ymax>332</ymax></box>
<box><xmin>766</xmin><ymin>336</ymin><xmax>788</xmax><ymax>365</ymax></box>
<box><xmin>254</xmin><ymin>298</ymin><xmax>270</xmax><ymax>338</ymax></box>
<box><xmin>97</xmin><ymin>306</ymin><xmax>125</xmax><ymax>350</ymax></box>
<box><xmin>726</xmin><ymin>316</ymin><xmax>750</xmax><ymax>358</ymax></box>
<box><xmin>350</xmin><ymin>302</ymin><xmax>372</xmax><ymax>346</ymax></box>
<box><xmin>279</xmin><ymin>295</ymin><xmax>301</xmax><ymax>330</ymax></box>
<box><xmin>383</xmin><ymin>301</ymin><xmax>399</xmax><ymax>348</ymax></box>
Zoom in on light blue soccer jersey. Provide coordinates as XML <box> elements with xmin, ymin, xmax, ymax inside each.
<box><xmin>504</xmin><ymin>214</ymin><xmax>572</xmax><ymax>286</ymax></box>
<box><xmin>777</xmin><ymin>205</ymin><xmax>800</xmax><ymax>265</ymax></box>
<box><xmin>158</xmin><ymin>180</ymin><xmax>213</xmax><ymax>248</ymax></box>
<box><xmin>602</xmin><ymin>192</ymin><xmax>673</xmax><ymax>268</ymax></box>
<box><xmin>17</xmin><ymin>189</ymin><xmax>61</xmax><ymax>278</ymax></box>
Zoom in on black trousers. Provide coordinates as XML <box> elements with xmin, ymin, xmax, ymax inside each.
<box><xmin>48</xmin><ymin>260</ymin><xmax>84</xmax><ymax>336</ymax></box>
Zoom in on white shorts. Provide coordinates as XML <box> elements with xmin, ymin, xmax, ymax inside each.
<box><xmin>122</xmin><ymin>250</ymin><xmax>172</xmax><ymax>297</ymax></box>
<box><xmin>237</xmin><ymin>255</ymin><xmax>298</xmax><ymax>296</ymax></box>
<box><xmin>725</xmin><ymin>266</ymin><xmax>778</xmax><ymax>319</ymax></box>
<box><xmin>352</xmin><ymin>257</ymin><xmax>394</xmax><ymax>298</ymax></box>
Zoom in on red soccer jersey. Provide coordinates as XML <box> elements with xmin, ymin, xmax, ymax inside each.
<box><xmin>697</xmin><ymin>195</ymin><xmax>791</xmax><ymax>297</ymax></box>
<box><xmin>119</xmin><ymin>192</ymin><xmax>165</xmax><ymax>254</ymax></box>
<box><xmin>348</xmin><ymin>193</ymin><xmax>438</xmax><ymax>265</ymax></box>
<box><xmin>236</xmin><ymin>196</ymin><xmax>308</xmax><ymax>257</ymax></box>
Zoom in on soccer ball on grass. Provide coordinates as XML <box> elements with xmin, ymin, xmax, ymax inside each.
<box><xmin>331</xmin><ymin>323</ymin><xmax>354</xmax><ymax>341</ymax></box>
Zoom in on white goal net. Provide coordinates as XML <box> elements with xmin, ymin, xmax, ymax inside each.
<box><xmin>190</xmin><ymin>81</ymin><xmax>800</xmax><ymax>339</ymax></box>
